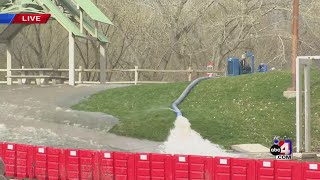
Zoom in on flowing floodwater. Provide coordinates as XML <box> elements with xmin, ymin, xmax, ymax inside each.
<box><xmin>160</xmin><ymin>116</ymin><xmax>236</xmax><ymax>157</ymax></box>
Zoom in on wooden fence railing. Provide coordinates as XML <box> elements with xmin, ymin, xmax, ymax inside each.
<box><xmin>0</xmin><ymin>66</ymin><xmax>224</xmax><ymax>85</ymax></box>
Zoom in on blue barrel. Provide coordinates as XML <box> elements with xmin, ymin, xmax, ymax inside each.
<box><xmin>258</xmin><ymin>64</ymin><xmax>268</xmax><ymax>72</ymax></box>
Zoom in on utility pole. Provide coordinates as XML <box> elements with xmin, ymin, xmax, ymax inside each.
<box><xmin>289</xmin><ymin>0</ymin><xmax>299</xmax><ymax>91</ymax></box>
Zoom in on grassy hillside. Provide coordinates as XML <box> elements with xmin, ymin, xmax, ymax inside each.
<box><xmin>72</xmin><ymin>71</ymin><xmax>320</xmax><ymax>150</ymax></box>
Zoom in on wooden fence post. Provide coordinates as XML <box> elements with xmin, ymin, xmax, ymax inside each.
<box><xmin>78</xmin><ymin>66</ymin><xmax>83</xmax><ymax>84</ymax></box>
<box><xmin>18</xmin><ymin>66</ymin><xmax>24</xmax><ymax>85</ymax></box>
<box><xmin>134</xmin><ymin>66</ymin><xmax>138</xmax><ymax>85</ymax></box>
<box><xmin>188</xmin><ymin>67</ymin><xmax>192</xmax><ymax>82</ymax></box>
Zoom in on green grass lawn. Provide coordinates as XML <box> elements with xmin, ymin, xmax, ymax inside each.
<box><xmin>72</xmin><ymin>71</ymin><xmax>320</xmax><ymax>150</ymax></box>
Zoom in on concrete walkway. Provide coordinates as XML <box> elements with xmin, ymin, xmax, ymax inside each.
<box><xmin>0</xmin><ymin>84</ymin><xmax>162</xmax><ymax>152</ymax></box>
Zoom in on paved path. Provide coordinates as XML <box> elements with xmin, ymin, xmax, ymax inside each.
<box><xmin>0</xmin><ymin>84</ymin><xmax>162</xmax><ymax>152</ymax></box>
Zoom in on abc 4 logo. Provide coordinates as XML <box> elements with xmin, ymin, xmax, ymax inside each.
<box><xmin>270</xmin><ymin>139</ymin><xmax>292</xmax><ymax>156</ymax></box>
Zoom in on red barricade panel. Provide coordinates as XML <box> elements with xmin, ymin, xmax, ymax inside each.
<box><xmin>34</xmin><ymin>146</ymin><xmax>47</xmax><ymax>180</ymax></box>
<box><xmin>275</xmin><ymin>160</ymin><xmax>302</xmax><ymax>180</ymax></box>
<box><xmin>189</xmin><ymin>155</ymin><xmax>213</xmax><ymax>180</ymax></box>
<box><xmin>214</xmin><ymin>157</ymin><xmax>231</xmax><ymax>180</ymax></box>
<box><xmin>3</xmin><ymin>143</ymin><xmax>16</xmax><ymax>177</ymax></box>
<box><xmin>16</xmin><ymin>144</ymin><xmax>29</xmax><ymax>179</ymax></box>
<box><xmin>150</xmin><ymin>154</ymin><xmax>172</xmax><ymax>180</ymax></box>
<box><xmin>173</xmin><ymin>155</ymin><xmax>189</xmax><ymax>180</ymax></box>
<box><xmin>135</xmin><ymin>153</ymin><xmax>151</xmax><ymax>180</ymax></box>
<box><xmin>27</xmin><ymin>145</ymin><xmax>34</xmax><ymax>179</ymax></box>
<box><xmin>79</xmin><ymin>150</ymin><xmax>95</xmax><ymax>180</ymax></box>
<box><xmin>92</xmin><ymin>151</ymin><xmax>100</xmax><ymax>180</ymax></box>
<box><xmin>302</xmin><ymin>162</ymin><xmax>320</xmax><ymax>180</ymax></box>
<box><xmin>114</xmin><ymin>152</ymin><xmax>135</xmax><ymax>180</ymax></box>
<box><xmin>257</xmin><ymin>160</ymin><xmax>275</xmax><ymax>180</ymax></box>
<box><xmin>59</xmin><ymin>148</ymin><xmax>67</xmax><ymax>180</ymax></box>
<box><xmin>47</xmin><ymin>147</ymin><xmax>60</xmax><ymax>180</ymax></box>
<box><xmin>0</xmin><ymin>142</ymin><xmax>3</xmax><ymax>160</ymax></box>
<box><xmin>65</xmin><ymin>149</ymin><xmax>80</xmax><ymax>180</ymax></box>
<box><xmin>231</xmin><ymin>158</ymin><xmax>256</xmax><ymax>180</ymax></box>
<box><xmin>100</xmin><ymin>151</ymin><xmax>114</xmax><ymax>180</ymax></box>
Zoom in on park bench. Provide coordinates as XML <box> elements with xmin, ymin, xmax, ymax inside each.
<box><xmin>6</xmin><ymin>68</ymin><xmax>68</xmax><ymax>85</ymax></box>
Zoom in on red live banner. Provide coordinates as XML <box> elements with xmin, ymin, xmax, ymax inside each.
<box><xmin>11</xmin><ymin>14</ymin><xmax>51</xmax><ymax>24</ymax></box>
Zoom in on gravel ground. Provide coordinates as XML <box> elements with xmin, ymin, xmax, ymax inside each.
<box><xmin>0</xmin><ymin>84</ymin><xmax>161</xmax><ymax>152</ymax></box>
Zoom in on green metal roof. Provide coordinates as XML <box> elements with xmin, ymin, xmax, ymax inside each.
<box><xmin>0</xmin><ymin>0</ymin><xmax>112</xmax><ymax>43</ymax></box>
<box><xmin>0</xmin><ymin>0</ymin><xmax>11</xmax><ymax>7</ymax></box>
<box><xmin>40</xmin><ymin>0</ymin><xmax>85</xmax><ymax>37</ymax></box>
<box><xmin>59</xmin><ymin>0</ymin><xmax>108</xmax><ymax>42</ymax></box>
<box><xmin>73</xmin><ymin>0</ymin><xmax>113</xmax><ymax>25</ymax></box>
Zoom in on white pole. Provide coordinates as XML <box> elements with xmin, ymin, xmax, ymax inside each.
<box><xmin>304</xmin><ymin>63</ymin><xmax>311</xmax><ymax>152</ymax></box>
<box><xmin>69</xmin><ymin>32</ymin><xmax>75</xmax><ymax>86</ymax></box>
<box><xmin>134</xmin><ymin>66</ymin><xmax>138</xmax><ymax>85</ymax></box>
<box><xmin>188</xmin><ymin>67</ymin><xmax>192</xmax><ymax>82</ymax></box>
<box><xmin>99</xmin><ymin>43</ymin><xmax>107</xmax><ymax>84</ymax></box>
<box><xmin>6</xmin><ymin>41</ymin><xmax>12</xmax><ymax>85</ymax></box>
<box><xmin>78</xmin><ymin>66</ymin><xmax>83</xmax><ymax>84</ymax></box>
<box><xmin>296</xmin><ymin>57</ymin><xmax>302</xmax><ymax>152</ymax></box>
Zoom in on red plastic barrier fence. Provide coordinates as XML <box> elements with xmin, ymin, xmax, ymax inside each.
<box><xmin>65</xmin><ymin>149</ymin><xmax>80</xmax><ymax>180</ymax></box>
<box><xmin>47</xmin><ymin>147</ymin><xmax>60</xmax><ymax>180</ymax></box>
<box><xmin>135</xmin><ymin>153</ymin><xmax>151</xmax><ymax>180</ymax></box>
<box><xmin>113</xmin><ymin>152</ymin><xmax>135</xmax><ymax>180</ymax></box>
<box><xmin>302</xmin><ymin>162</ymin><xmax>320</xmax><ymax>180</ymax></box>
<box><xmin>173</xmin><ymin>155</ymin><xmax>189</xmax><ymax>179</ymax></box>
<box><xmin>3</xmin><ymin>143</ymin><xmax>16</xmax><ymax>177</ymax></box>
<box><xmin>189</xmin><ymin>155</ymin><xmax>213</xmax><ymax>180</ymax></box>
<box><xmin>231</xmin><ymin>158</ymin><xmax>256</xmax><ymax>180</ymax></box>
<box><xmin>150</xmin><ymin>153</ymin><xmax>172</xmax><ymax>180</ymax></box>
<box><xmin>256</xmin><ymin>160</ymin><xmax>275</xmax><ymax>180</ymax></box>
<box><xmin>275</xmin><ymin>160</ymin><xmax>302</xmax><ymax>180</ymax></box>
<box><xmin>99</xmin><ymin>151</ymin><xmax>114</xmax><ymax>180</ymax></box>
<box><xmin>79</xmin><ymin>150</ymin><xmax>99</xmax><ymax>180</ymax></box>
<box><xmin>1</xmin><ymin>142</ymin><xmax>320</xmax><ymax>180</ymax></box>
<box><xmin>34</xmin><ymin>146</ymin><xmax>47</xmax><ymax>180</ymax></box>
<box><xmin>16</xmin><ymin>144</ymin><xmax>30</xmax><ymax>178</ymax></box>
<box><xmin>214</xmin><ymin>157</ymin><xmax>231</xmax><ymax>179</ymax></box>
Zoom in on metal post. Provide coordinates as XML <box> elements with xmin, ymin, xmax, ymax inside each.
<box><xmin>79</xmin><ymin>7</ymin><xmax>84</xmax><ymax>34</ymax></box>
<box><xmin>188</xmin><ymin>67</ymin><xmax>192</xmax><ymax>82</ymax></box>
<box><xmin>290</xmin><ymin>0</ymin><xmax>299</xmax><ymax>91</ymax></box>
<box><xmin>296</xmin><ymin>57</ymin><xmax>302</xmax><ymax>152</ymax></box>
<box><xmin>6</xmin><ymin>41</ymin><xmax>12</xmax><ymax>85</ymax></box>
<box><xmin>78</xmin><ymin>66</ymin><xmax>83</xmax><ymax>84</ymax></box>
<box><xmin>69</xmin><ymin>32</ymin><xmax>75</xmax><ymax>86</ymax></box>
<box><xmin>304</xmin><ymin>63</ymin><xmax>311</xmax><ymax>152</ymax></box>
<box><xmin>134</xmin><ymin>66</ymin><xmax>138</xmax><ymax>85</ymax></box>
<box><xmin>100</xmin><ymin>43</ymin><xmax>106</xmax><ymax>84</ymax></box>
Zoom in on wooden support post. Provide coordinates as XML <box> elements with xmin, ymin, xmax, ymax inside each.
<box><xmin>78</xmin><ymin>66</ymin><xmax>83</xmax><ymax>84</ymax></box>
<box><xmin>6</xmin><ymin>41</ymin><xmax>12</xmax><ymax>85</ymax></box>
<box><xmin>100</xmin><ymin>43</ymin><xmax>106</xmax><ymax>84</ymax></box>
<box><xmin>134</xmin><ymin>66</ymin><xmax>138</xmax><ymax>85</ymax></box>
<box><xmin>39</xmin><ymin>70</ymin><xmax>47</xmax><ymax>84</ymax></box>
<box><xmin>304</xmin><ymin>63</ymin><xmax>311</xmax><ymax>152</ymax></box>
<box><xmin>69</xmin><ymin>32</ymin><xmax>75</xmax><ymax>86</ymax></box>
<box><xmin>188</xmin><ymin>67</ymin><xmax>192</xmax><ymax>82</ymax></box>
<box><xmin>18</xmin><ymin>66</ymin><xmax>24</xmax><ymax>85</ymax></box>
